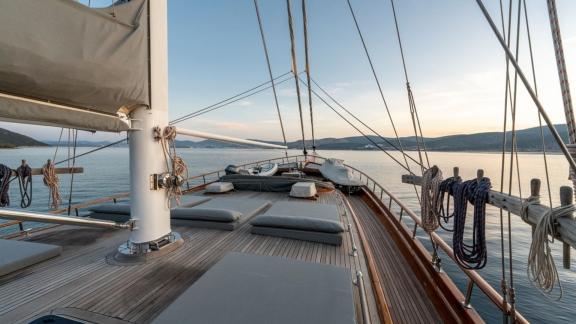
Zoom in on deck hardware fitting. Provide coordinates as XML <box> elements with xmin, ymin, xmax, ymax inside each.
<box><xmin>462</xmin><ymin>280</ymin><xmax>475</xmax><ymax>309</ymax></box>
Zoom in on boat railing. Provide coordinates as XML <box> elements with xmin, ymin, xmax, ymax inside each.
<box><xmin>0</xmin><ymin>155</ymin><xmax>311</xmax><ymax>238</ymax></box>
<box><xmin>338</xmin><ymin>161</ymin><xmax>527</xmax><ymax>323</ymax></box>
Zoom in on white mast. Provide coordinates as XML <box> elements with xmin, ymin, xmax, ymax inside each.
<box><xmin>125</xmin><ymin>0</ymin><xmax>174</xmax><ymax>250</ymax></box>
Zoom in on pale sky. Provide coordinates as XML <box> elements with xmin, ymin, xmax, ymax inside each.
<box><xmin>2</xmin><ymin>0</ymin><xmax>576</xmax><ymax>142</ymax></box>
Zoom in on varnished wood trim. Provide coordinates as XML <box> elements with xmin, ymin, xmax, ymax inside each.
<box><xmin>342</xmin><ymin>193</ymin><xmax>394</xmax><ymax>324</ymax></box>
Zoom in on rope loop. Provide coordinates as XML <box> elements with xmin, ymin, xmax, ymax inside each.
<box><xmin>437</xmin><ymin>176</ymin><xmax>462</xmax><ymax>231</ymax></box>
<box><xmin>16</xmin><ymin>163</ymin><xmax>32</xmax><ymax>208</ymax></box>
<box><xmin>452</xmin><ymin>177</ymin><xmax>491</xmax><ymax>270</ymax></box>
<box><xmin>42</xmin><ymin>161</ymin><xmax>61</xmax><ymax>209</ymax></box>
<box><xmin>421</xmin><ymin>166</ymin><xmax>443</xmax><ymax>233</ymax></box>
<box><xmin>526</xmin><ymin>203</ymin><xmax>575</xmax><ymax>299</ymax></box>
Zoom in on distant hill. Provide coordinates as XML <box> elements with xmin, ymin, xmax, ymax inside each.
<box><xmin>176</xmin><ymin>124</ymin><xmax>570</xmax><ymax>152</ymax></box>
<box><xmin>0</xmin><ymin>128</ymin><xmax>47</xmax><ymax>148</ymax></box>
<box><xmin>35</xmin><ymin>124</ymin><xmax>571</xmax><ymax>152</ymax></box>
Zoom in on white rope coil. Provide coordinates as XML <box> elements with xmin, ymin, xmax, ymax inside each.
<box><xmin>421</xmin><ymin>166</ymin><xmax>443</xmax><ymax>233</ymax></box>
<box><xmin>524</xmin><ymin>198</ymin><xmax>575</xmax><ymax>299</ymax></box>
<box><xmin>42</xmin><ymin>161</ymin><xmax>61</xmax><ymax>209</ymax></box>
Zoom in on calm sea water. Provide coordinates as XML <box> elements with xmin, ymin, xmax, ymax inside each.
<box><xmin>1</xmin><ymin>147</ymin><xmax>575</xmax><ymax>323</ymax></box>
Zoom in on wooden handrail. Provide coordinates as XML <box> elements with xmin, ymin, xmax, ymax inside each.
<box><xmin>335</xmin><ymin>160</ymin><xmax>528</xmax><ymax>323</ymax></box>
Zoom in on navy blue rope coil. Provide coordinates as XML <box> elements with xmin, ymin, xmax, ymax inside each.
<box><xmin>0</xmin><ymin>164</ymin><xmax>12</xmax><ymax>207</ymax></box>
<box><xmin>452</xmin><ymin>177</ymin><xmax>491</xmax><ymax>270</ymax></box>
<box><xmin>437</xmin><ymin>176</ymin><xmax>461</xmax><ymax>232</ymax></box>
<box><xmin>16</xmin><ymin>164</ymin><xmax>32</xmax><ymax>208</ymax></box>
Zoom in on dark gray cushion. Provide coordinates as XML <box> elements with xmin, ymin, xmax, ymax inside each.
<box><xmin>171</xmin><ymin>208</ymin><xmax>242</xmax><ymax>223</ymax></box>
<box><xmin>251</xmin><ymin>201</ymin><xmax>343</xmax><ymax>233</ymax></box>
<box><xmin>251</xmin><ymin>226</ymin><xmax>342</xmax><ymax>246</ymax></box>
<box><xmin>0</xmin><ymin>239</ymin><xmax>61</xmax><ymax>276</ymax></box>
<box><xmin>89</xmin><ymin>204</ymin><xmax>130</xmax><ymax>215</ymax></box>
<box><xmin>152</xmin><ymin>252</ymin><xmax>355</xmax><ymax>324</ymax></box>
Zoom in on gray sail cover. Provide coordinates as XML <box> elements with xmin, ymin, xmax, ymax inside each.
<box><xmin>0</xmin><ymin>0</ymin><xmax>149</xmax><ymax>132</ymax></box>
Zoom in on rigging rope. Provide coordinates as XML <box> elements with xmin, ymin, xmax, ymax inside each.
<box><xmin>286</xmin><ymin>0</ymin><xmax>308</xmax><ymax>156</ymax></box>
<box><xmin>0</xmin><ymin>164</ymin><xmax>11</xmax><ymax>207</ymax></box>
<box><xmin>420</xmin><ymin>166</ymin><xmax>443</xmax><ymax>232</ymax></box>
<box><xmin>310</xmin><ymin>77</ymin><xmax>423</xmax><ymax>168</ymax></box>
<box><xmin>253</xmin><ymin>0</ymin><xmax>288</xmax><ymax>153</ymax></box>
<box><xmin>42</xmin><ymin>160</ymin><xmax>61</xmax><ymax>210</ymax></box>
<box><xmin>302</xmin><ymin>0</ymin><xmax>316</xmax><ymax>152</ymax></box>
<box><xmin>67</xmin><ymin>130</ymin><xmax>78</xmax><ymax>215</ymax></box>
<box><xmin>452</xmin><ymin>177</ymin><xmax>491</xmax><ymax>270</ymax></box>
<box><xmin>345</xmin><ymin>0</ymin><xmax>413</xmax><ymax>175</ymax></box>
<box><xmin>16</xmin><ymin>162</ymin><xmax>32</xmax><ymax>208</ymax></box>
<box><xmin>389</xmin><ymin>0</ymin><xmax>430</xmax><ymax>170</ymax></box>
<box><xmin>298</xmin><ymin>76</ymin><xmax>419</xmax><ymax>174</ymax></box>
<box><xmin>170</xmin><ymin>71</ymin><xmax>292</xmax><ymax>125</ymax></box>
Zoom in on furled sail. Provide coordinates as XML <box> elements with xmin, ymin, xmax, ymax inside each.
<box><xmin>0</xmin><ymin>0</ymin><xmax>150</xmax><ymax>132</ymax></box>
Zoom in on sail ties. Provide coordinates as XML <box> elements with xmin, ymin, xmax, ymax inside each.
<box><xmin>155</xmin><ymin>126</ymin><xmax>188</xmax><ymax>208</ymax></box>
<box><xmin>42</xmin><ymin>160</ymin><xmax>61</xmax><ymax>210</ymax></box>
<box><xmin>452</xmin><ymin>176</ymin><xmax>491</xmax><ymax>270</ymax></box>
<box><xmin>420</xmin><ymin>166</ymin><xmax>443</xmax><ymax>232</ymax></box>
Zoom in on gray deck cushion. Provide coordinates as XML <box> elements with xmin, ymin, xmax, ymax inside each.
<box><xmin>171</xmin><ymin>198</ymin><xmax>271</xmax><ymax>230</ymax></box>
<box><xmin>251</xmin><ymin>201</ymin><xmax>344</xmax><ymax>233</ymax></box>
<box><xmin>89</xmin><ymin>196</ymin><xmax>211</xmax><ymax>215</ymax></box>
<box><xmin>251</xmin><ymin>226</ymin><xmax>343</xmax><ymax>246</ymax></box>
<box><xmin>0</xmin><ymin>239</ymin><xmax>62</xmax><ymax>276</ymax></box>
<box><xmin>89</xmin><ymin>203</ymin><xmax>130</xmax><ymax>215</ymax></box>
<box><xmin>152</xmin><ymin>252</ymin><xmax>355</xmax><ymax>324</ymax></box>
<box><xmin>171</xmin><ymin>208</ymin><xmax>242</xmax><ymax>223</ymax></box>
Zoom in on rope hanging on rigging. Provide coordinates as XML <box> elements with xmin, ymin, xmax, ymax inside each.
<box><xmin>437</xmin><ymin>175</ymin><xmax>461</xmax><ymax>232</ymax></box>
<box><xmin>420</xmin><ymin>166</ymin><xmax>443</xmax><ymax>232</ymax></box>
<box><xmin>0</xmin><ymin>164</ymin><xmax>11</xmax><ymax>207</ymax></box>
<box><xmin>16</xmin><ymin>161</ymin><xmax>32</xmax><ymax>208</ymax></box>
<box><xmin>42</xmin><ymin>160</ymin><xmax>61</xmax><ymax>210</ymax></box>
<box><xmin>452</xmin><ymin>177</ymin><xmax>491</xmax><ymax>270</ymax></box>
<box><xmin>286</xmin><ymin>0</ymin><xmax>308</xmax><ymax>156</ymax></box>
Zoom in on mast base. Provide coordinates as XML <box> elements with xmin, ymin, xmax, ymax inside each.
<box><xmin>108</xmin><ymin>232</ymin><xmax>183</xmax><ymax>265</ymax></box>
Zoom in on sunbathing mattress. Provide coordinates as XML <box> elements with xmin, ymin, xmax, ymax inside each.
<box><xmin>152</xmin><ymin>252</ymin><xmax>356</xmax><ymax>324</ymax></box>
<box><xmin>0</xmin><ymin>239</ymin><xmax>61</xmax><ymax>277</ymax></box>
<box><xmin>250</xmin><ymin>201</ymin><xmax>344</xmax><ymax>245</ymax></box>
<box><xmin>171</xmin><ymin>198</ymin><xmax>271</xmax><ymax>230</ymax></box>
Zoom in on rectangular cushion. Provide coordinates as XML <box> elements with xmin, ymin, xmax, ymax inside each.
<box><xmin>152</xmin><ymin>252</ymin><xmax>355</xmax><ymax>324</ymax></box>
<box><xmin>290</xmin><ymin>182</ymin><xmax>317</xmax><ymax>198</ymax></box>
<box><xmin>250</xmin><ymin>201</ymin><xmax>343</xmax><ymax>233</ymax></box>
<box><xmin>0</xmin><ymin>239</ymin><xmax>61</xmax><ymax>276</ymax></box>
<box><xmin>205</xmin><ymin>182</ymin><xmax>234</xmax><ymax>193</ymax></box>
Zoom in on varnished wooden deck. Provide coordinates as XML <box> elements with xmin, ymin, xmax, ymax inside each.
<box><xmin>0</xmin><ymin>189</ymin><xmax>447</xmax><ymax>323</ymax></box>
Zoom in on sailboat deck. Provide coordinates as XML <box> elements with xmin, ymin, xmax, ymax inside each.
<box><xmin>0</xmin><ymin>189</ymin><xmax>443</xmax><ymax>323</ymax></box>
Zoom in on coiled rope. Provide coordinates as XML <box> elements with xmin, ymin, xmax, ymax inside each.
<box><xmin>437</xmin><ymin>176</ymin><xmax>462</xmax><ymax>232</ymax></box>
<box><xmin>523</xmin><ymin>197</ymin><xmax>574</xmax><ymax>299</ymax></box>
<box><xmin>421</xmin><ymin>166</ymin><xmax>443</xmax><ymax>232</ymax></box>
<box><xmin>42</xmin><ymin>160</ymin><xmax>61</xmax><ymax>209</ymax></box>
<box><xmin>155</xmin><ymin>126</ymin><xmax>188</xmax><ymax>208</ymax></box>
<box><xmin>0</xmin><ymin>164</ymin><xmax>12</xmax><ymax>207</ymax></box>
<box><xmin>16</xmin><ymin>162</ymin><xmax>32</xmax><ymax>208</ymax></box>
<box><xmin>452</xmin><ymin>177</ymin><xmax>491</xmax><ymax>269</ymax></box>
